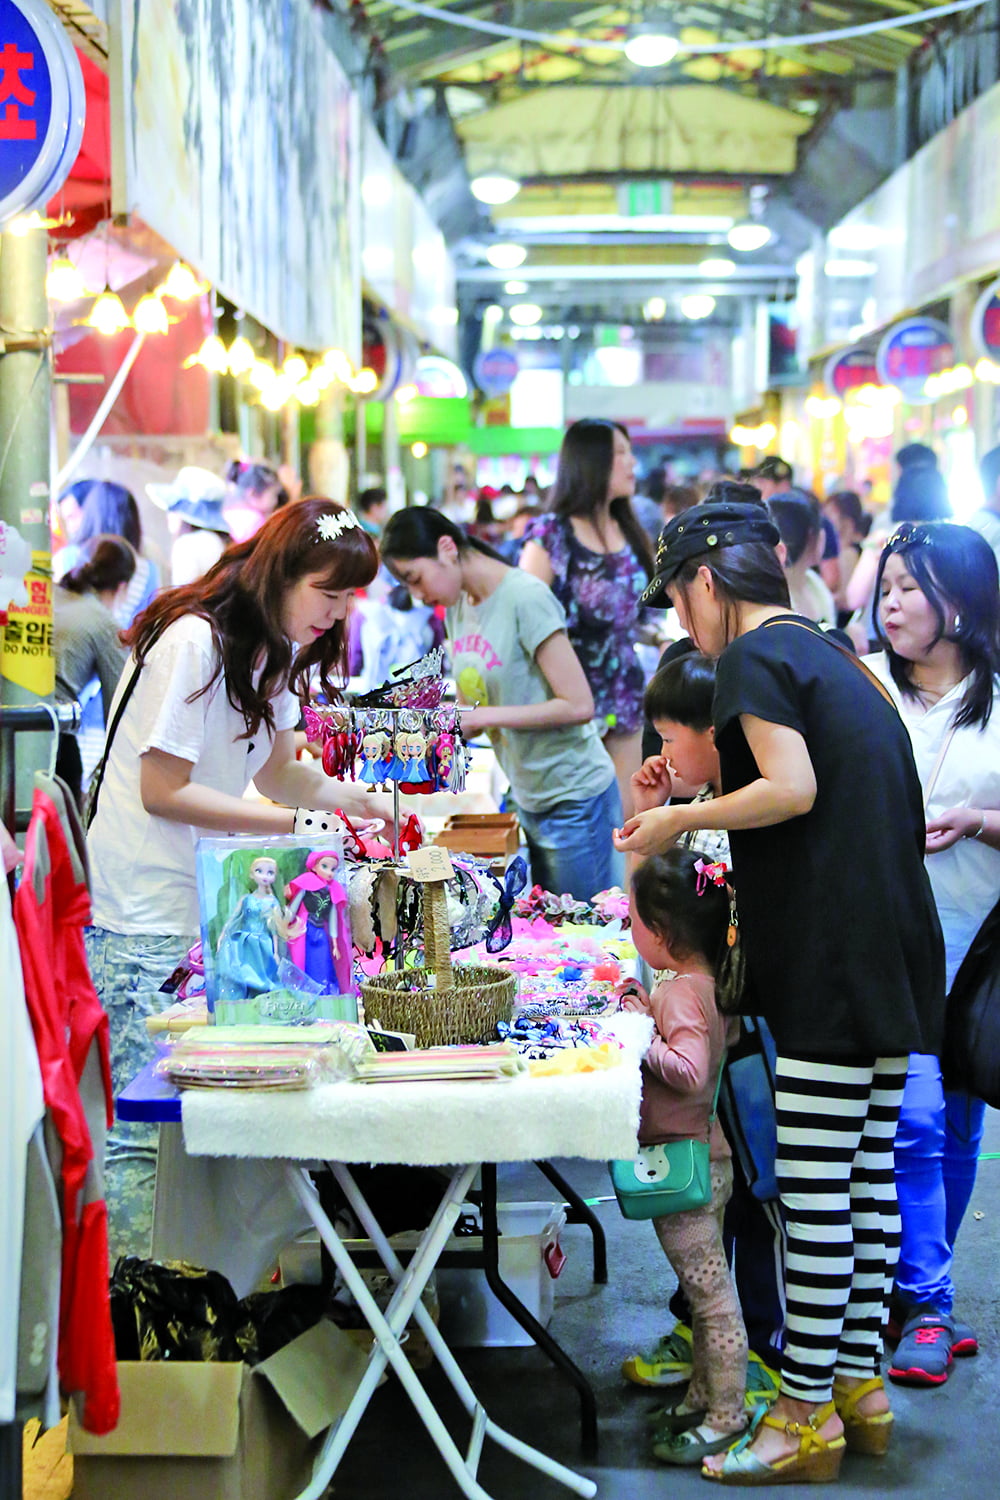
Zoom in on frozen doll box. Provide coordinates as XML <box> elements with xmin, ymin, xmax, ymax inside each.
<box><xmin>196</xmin><ymin>834</ymin><xmax>356</xmax><ymax>1026</ymax></box>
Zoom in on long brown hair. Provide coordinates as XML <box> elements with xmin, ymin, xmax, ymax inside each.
<box><xmin>126</xmin><ymin>497</ymin><xmax>378</xmax><ymax>737</ymax></box>
<box><xmin>548</xmin><ymin>419</ymin><xmax>655</xmax><ymax>577</ymax></box>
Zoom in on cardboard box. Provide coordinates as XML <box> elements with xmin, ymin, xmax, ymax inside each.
<box><xmin>69</xmin><ymin>1319</ymin><xmax>367</xmax><ymax>1500</ymax></box>
<box><xmin>434</xmin><ymin>812</ymin><xmax>520</xmax><ymax>863</ymax></box>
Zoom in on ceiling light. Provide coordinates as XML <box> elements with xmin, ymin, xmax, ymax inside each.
<box><xmin>132</xmin><ymin>293</ymin><xmax>170</xmax><ymax>335</ymax></box>
<box><xmin>509</xmin><ymin>303</ymin><xmax>543</xmax><ymax>326</ymax></box>
<box><xmin>321</xmin><ymin>349</ymin><xmax>354</xmax><ymax>383</ymax></box>
<box><xmin>46</xmin><ymin>256</ymin><xmax>90</xmax><ymax>302</ymax></box>
<box><xmin>282</xmin><ymin>354</ymin><xmax>309</xmax><ymax>383</ymax></box>
<box><xmin>351</xmin><ymin>368</ymin><xmax>379</xmax><ymax>395</ymax></box>
<box><xmin>6</xmin><ymin>212</ymin><xmax>46</xmax><ymax>236</ymax></box>
<box><xmin>184</xmin><ymin>334</ymin><xmax>230</xmax><ymax>372</ymax></box>
<box><xmin>698</xmin><ymin>257</ymin><xmax>736</xmax><ymax>277</ymax></box>
<box><xmin>504</xmin><ymin>280</ymin><xmax>528</xmax><ymax>295</ymax></box>
<box><xmin>483</xmin><ymin>304</ymin><xmax>503</xmax><ymax>323</ymax></box>
<box><xmin>681</xmin><ymin>294</ymin><xmax>716</xmax><ymax>320</ymax></box>
<box><xmin>827</xmin><ymin>223</ymin><xmax>885</xmax><ymax>252</ymax></box>
<box><xmin>294</xmin><ymin>378</ymin><xmax>321</xmax><ymax>406</ymax></box>
<box><xmin>411</xmin><ymin>442</ymin><xmax>429</xmax><ymax>458</ymax></box>
<box><xmin>83</xmin><ymin>290</ymin><xmax>132</xmax><ymax>336</ymax></box>
<box><xmin>644</xmin><ymin>296</ymin><xmax>667</xmax><ymax>321</ymax></box>
<box><xmin>226</xmin><ymin>336</ymin><xmax>257</xmax><ymax>377</ymax></box>
<box><xmin>247</xmin><ymin>358</ymin><xmax>276</xmax><ymax>390</ymax></box>
<box><xmin>470</xmin><ymin>173</ymin><xmax>521</xmax><ymax>205</ymax></box>
<box><xmin>624</xmin><ymin>30</ymin><xmax>679</xmax><ymax>67</ymax></box>
<box><xmin>160</xmin><ymin>261</ymin><xmax>207</xmax><ymax>300</ymax></box>
<box><xmin>486</xmin><ymin>243</ymin><xmax>527</xmax><ymax>270</ymax></box>
<box><xmin>824</xmin><ymin>258</ymin><xmax>877</xmax><ymax>278</ymax></box>
<box><xmin>727</xmin><ymin>221</ymin><xmax>772</xmax><ymax>253</ymax></box>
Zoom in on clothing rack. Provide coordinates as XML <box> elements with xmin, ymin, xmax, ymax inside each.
<box><xmin>0</xmin><ymin>700</ymin><xmax>78</xmax><ymax>836</ymax></box>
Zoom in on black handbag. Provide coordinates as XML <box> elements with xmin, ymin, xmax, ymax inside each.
<box><xmin>941</xmin><ymin>892</ymin><xmax>1000</xmax><ymax>1105</ymax></box>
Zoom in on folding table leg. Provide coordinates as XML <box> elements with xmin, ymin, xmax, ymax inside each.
<box><xmin>333</xmin><ymin>1161</ymin><xmax>597</xmax><ymax>1497</ymax></box>
<box><xmin>287</xmin><ymin>1164</ymin><xmax>597</xmax><ymax>1500</ymax></box>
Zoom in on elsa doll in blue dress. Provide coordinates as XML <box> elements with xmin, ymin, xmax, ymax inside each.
<box><xmin>216</xmin><ymin>856</ymin><xmax>301</xmax><ymax>999</ymax></box>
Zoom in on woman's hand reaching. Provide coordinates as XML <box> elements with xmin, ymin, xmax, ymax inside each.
<box><xmin>926</xmin><ymin>806</ymin><xmax>981</xmax><ymax>853</ymax></box>
<box><xmin>612</xmin><ymin>805</ymin><xmax>689</xmax><ymax>855</ymax></box>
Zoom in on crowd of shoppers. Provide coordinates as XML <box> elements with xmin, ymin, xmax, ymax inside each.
<box><xmin>44</xmin><ymin>429</ymin><xmax>1000</xmax><ymax>1488</ymax></box>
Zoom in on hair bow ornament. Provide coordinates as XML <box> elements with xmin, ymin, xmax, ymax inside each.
<box><xmin>485</xmin><ymin>856</ymin><xmax>529</xmax><ymax>954</ymax></box>
<box><xmin>694</xmin><ymin>858</ymin><xmax>729</xmax><ymax>895</ymax></box>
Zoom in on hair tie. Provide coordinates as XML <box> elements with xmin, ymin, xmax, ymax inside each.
<box><xmin>694</xmin><ymin>858</ymin><xmax>728</xmax><ymax>895</ymax></box>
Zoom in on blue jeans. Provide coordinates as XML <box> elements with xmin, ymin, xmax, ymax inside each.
<box><xmin>513</xmin><ymin>777</ymin><xmax>624</xmax><ymax>901</ymax></box>
<box><xmin>894</xmin><ymin>1051</ymin><xmax>987</xmax><ymax>1315</ymax></box>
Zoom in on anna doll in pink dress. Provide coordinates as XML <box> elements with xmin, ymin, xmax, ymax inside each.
<box><xmin>284</xmin><ymin>851</ymin><xmax>353</xmax><ymax>994</ymax></box>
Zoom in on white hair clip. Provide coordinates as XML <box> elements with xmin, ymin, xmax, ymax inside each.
<box><xmin>316</xmin><ymin>509</ymin><xmax>361</xmax><ymax>542</ymax></box>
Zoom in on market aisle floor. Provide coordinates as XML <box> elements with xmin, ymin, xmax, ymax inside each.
<box><xmin>331</xmin><ymin>1106</ymin><xmax>1000</xmax><ymax>1500</ymax></box>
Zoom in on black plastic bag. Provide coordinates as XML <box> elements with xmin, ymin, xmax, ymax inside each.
<box><xmin>941</xmin><ymin>893</ymin><xmax>1000</xmax><ymax>1105</ymax></box>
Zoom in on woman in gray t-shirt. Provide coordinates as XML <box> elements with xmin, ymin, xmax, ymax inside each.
<box><xmin>382</xmin><ymin>507</ymin><xmax>623</xmax><ymax>900</ymax></box>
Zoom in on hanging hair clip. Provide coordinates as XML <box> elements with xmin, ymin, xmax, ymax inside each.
<box><xmin>315</xmin><ymin>508</ymin><xmax>361</xmax><ymax>543</ymax></box>
<box><xmin>694</xmin><ymin>858</ymin><xmax>729</xmax><ymax>895</ymax></box>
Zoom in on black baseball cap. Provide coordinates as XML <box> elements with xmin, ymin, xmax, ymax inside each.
<box><xmin>640</xmin><ymin>501</ymin><xmax>782</xmax><ymax>608</ymax></box>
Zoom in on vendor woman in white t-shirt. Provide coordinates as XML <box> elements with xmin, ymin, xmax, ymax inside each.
<box><xmin>87</xmin><ymin>497</ymin><xmax>391</xmax><ymax>1258</ymax></box>
<box><xmin>381</xmin><ymin>506</ymin><xmax>623</xmax><ymax>901</ymax></box>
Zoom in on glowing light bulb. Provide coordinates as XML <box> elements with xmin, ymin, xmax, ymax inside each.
<box><xmin>411</xmin><ymin>442</ymin><xmax>429</xmax><ymax>458</ymax></box>
<box><xmin>486</xmin><ymin>243</ymin><xmax>527</xmax><ymax>270</ymax></box>
<box><xmin>247</xmin><ymin>359</ymin><xmax>276</xmax><ymax>391</ymax></box>
<box><xmin>681</xmin><ymin>294</ymin><xmax>716</xmax><ymax>320</ymax></box>
<box><xmin>46</xmin><ymin>256</ymin><xmax>89</xmax><ymax>302</ymax></box>
<box><xmin>624</xmin><ymin>31</ymin><xmax>678</xmax><ymax>66</ymax></box>
<box><xmin>132</xmin><ymin>294</ymin><xmax>170</xmax><ymax>335</ymax></box>
<box><xmin>470</xmin><ymin>173</ymin><xmax>521</xmax><ymax>205</ymax></box>
<box><xmin>295</xmin><ymin>378</ymin><xmax>321</xmax><ymax>406</ymax></box>
<box><xmin>508</xmin><ymin>303</ymin><xmax>543</xmax><ymax>326</ymax></box>
<box><xmin>321</xmin><ymin>349</ymin><xmax>354</xmax><ymax>383</ymax></box>
<box><xmin>226</xmin><ymin>336</ymin><xmax>256</xmax><ymax>377</ymax></box>
<box><xmin>394</xmin><ymin>383</ymin><xmax>418</xmax><ymax>404</ymax></box>
<box><xmin>184</xmin><ymin>334</ymin><xmax>230</xmax><ymax>372</ymax></box>
<box><xmin>282</xmin><ymin>354</ymin><xmax>309</xmax><ymax>383</ymax></box>
<box><xmin>727</xmin><ymin>222</ymin><xmax>772</xmax><ymax>253</ymax></box>
<box><xmin>160</xmin><ymin>261</ymin><xmax>207</xmax><ymax>301</ymax></box>
<box><xmin>7</xmin><ymin>212</ymin><xmax>45</xmax><ymax>236</ymax></box>
<box><xmin>84</xmin><ymin>291</ymin><xmax>132</xmax><ymax>336</ymax></box>
<box><xmin>351</xmin><ymin>368</ymin><xmax>379</xmax><ymax>395</ymax></box>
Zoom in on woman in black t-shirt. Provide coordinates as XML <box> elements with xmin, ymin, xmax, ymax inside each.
<box><xmin>615</xmin><ymin>500</ymin><xmax>944</xmax><ymax>1486</ymax></box>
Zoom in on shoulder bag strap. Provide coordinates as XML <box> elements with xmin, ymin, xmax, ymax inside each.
<box><xmin>84</xmin><ymin>659</ymin><xmax>142</xmax><ymax>832</ymax></box>
<box><xmin>761</xmin><ymin>616</ymin><xmax>897</xmax><ymax>710</ymax></box>
<box><xmin>707</xmin><ymin>1050</ymin><xmax>726</xmax><ymax>1129</ymax></box>
<box><xmin>922</xmin><ymin>723</ymin><xmax>958</xmax><ymax>812</ymax></box>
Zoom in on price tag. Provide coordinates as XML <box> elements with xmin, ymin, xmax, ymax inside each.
<box><xmin>406</xmin><ymin>846</ymin><xmax>456</xmax><ymax>882</ymax></box>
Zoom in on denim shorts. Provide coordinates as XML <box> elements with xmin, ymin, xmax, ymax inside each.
<box><xmin>85</xmin><ymin>926</ymin><xmax>197</xmax><ymax>1260</ymax></box>
<box><xmin>512</xmin><ymin>776</ymin><xmax>624</xmax><ymax>901</ymax></box>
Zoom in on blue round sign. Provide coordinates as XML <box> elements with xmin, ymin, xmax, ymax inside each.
<box><xmin>474</xmin><ymin>347</ymin><xmax>519</xmax><ymax>397</ymax></box>
<box><xmin>876</xmin><ymin>316</ymin><xmax>955</xmax><ymax>406</ymax></box>
<box><xmin>0</xmin><ymin>0</ymin><xmax>84</xmax><ymax>224</ymax></box>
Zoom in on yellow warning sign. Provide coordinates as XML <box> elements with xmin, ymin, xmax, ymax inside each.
<box><xmin>1</xmin><ymin>550</ymin><xmax>54</xmax><ymax>695</ymax></box>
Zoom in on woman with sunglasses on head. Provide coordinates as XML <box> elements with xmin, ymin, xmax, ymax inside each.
<box><xmin>864</xmin><ymin>521</ymin><xmax>1000</xmax><ymax>1386</ymax></box>
<box><xmin>614</xmin><ymin>499</ymin><xmax>944</xmax><ymax>1485</ymax></box>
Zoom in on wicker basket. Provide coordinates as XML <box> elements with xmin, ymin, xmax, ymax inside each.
<box><xmin>360</xmin><ymin>878</ymin><xmax>516</xmax><ymax>1047</ymax></box>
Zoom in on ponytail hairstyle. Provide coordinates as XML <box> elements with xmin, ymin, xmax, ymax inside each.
<box><xmin>226</xmin><ymin>458</ymin><xmax>289</xmax><ymax>508</ymax></box>
<box><xmin>548</xmin><ymin>418</ymin><xmax>655</xmax><ymax>577</ymax></box>
<box><xmin>670</xmin><ymin>543</ymin><xmax>790</xmax><ymax>651</ymax></box>
<box><xmin>60</xmin><ymin>534</ymin><xmax>137</xmax><ymax>596</ymax></box>
<box><xmin>381</xmin><ymin>504</ymin><xmax>508</xmax><ymax>568</ymax></box>
<box><xmin>631</xmin><ymin>848</ymin><xmax>730</xmax><ymax>971</ymax></box>
<box><xmin>126</xmin><ymin>497</ymin><xmax>378</xmax><ymax>738</ymax></box>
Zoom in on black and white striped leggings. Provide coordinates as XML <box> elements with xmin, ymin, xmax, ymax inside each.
<box><xmin>777</xmin><ymin>1054</ymin><xmax>908</xmax><ymax>1402</ymax></box>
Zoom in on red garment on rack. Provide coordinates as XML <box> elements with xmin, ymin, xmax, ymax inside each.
<box><xmin>14</xmin><ymin>781</ymin><xmax>119</xmax><ymax>1435</ymax></box>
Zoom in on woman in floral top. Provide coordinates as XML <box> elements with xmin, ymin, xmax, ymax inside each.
<box><xmin>520</xmin><ymin>419</ymin><xmax>656</xmax><ymax>815</ymax></box>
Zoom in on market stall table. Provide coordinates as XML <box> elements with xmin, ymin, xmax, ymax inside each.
<box><xmin>117</xmin><ymin>1013</ymin><xmax>651</xmax><ymax>1500</ymax></box>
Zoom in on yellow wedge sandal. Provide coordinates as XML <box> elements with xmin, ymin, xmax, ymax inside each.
<box><xmin>702</xmin><ymin>1400</ymin><xmax>846</xmax><ymax>1486</ymax></box>
<box><xmin>832</xmin><ymin>1376</ymin><xmax>893</xmax><ymax>1457</ymax></box>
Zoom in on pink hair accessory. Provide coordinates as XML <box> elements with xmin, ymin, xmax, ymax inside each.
<box><xmin>694</xmin><ymin>858</ymin><xmax>729</xmax><ymax>895</ymax></box>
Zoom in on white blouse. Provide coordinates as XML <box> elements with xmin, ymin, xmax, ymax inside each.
<box><xmin>866</xmin><ymin>654</ymin><xmax>1000</xmax><ymax>986</ymax></box>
